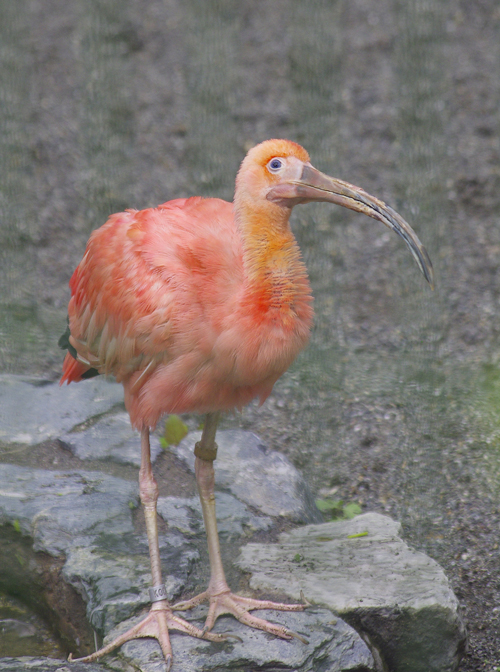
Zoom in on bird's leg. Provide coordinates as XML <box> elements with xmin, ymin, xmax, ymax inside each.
<box><xmin>69</xmin><ymin>427</ymin><xmax>227</xmax><ymax>669</ymax></box>
<box><xmin>173</xmin><ymin>413</ymin><xmax>307</xmax><ymax>643</ymax></box>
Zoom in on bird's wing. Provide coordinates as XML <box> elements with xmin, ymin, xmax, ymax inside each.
<box><xmin>67</xmin><ymin>198</ymin><xmax>242</xmax><ymax>384</ymax></box>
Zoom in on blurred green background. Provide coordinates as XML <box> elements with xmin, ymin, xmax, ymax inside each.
<box><xmin>1</xmin><ymin>1</ymin><xmax>499</xmax><ymax>668</ymax></box>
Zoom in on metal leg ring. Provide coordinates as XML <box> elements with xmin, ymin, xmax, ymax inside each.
<box><xmin>149</xmin><ymin>584</ymin><xmax>168</xmax><ymax>602</ymax></box>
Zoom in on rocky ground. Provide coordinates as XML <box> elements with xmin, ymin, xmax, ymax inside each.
<box><xmin>0</xmin><ymin>375</ymin><xmax>465</xmax><ymax>671</ymax></box>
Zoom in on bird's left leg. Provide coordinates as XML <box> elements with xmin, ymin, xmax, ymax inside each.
<box><xmin>173</xmin><ymin>412</ymin><xmax>307</xmax><ymax>642</ymax></box>
<box><xmin>69</xmin><ymin>427</ymin><xmax>227</xmax><ymax>670</ymax></box>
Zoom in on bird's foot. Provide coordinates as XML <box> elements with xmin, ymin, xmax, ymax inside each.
<box><xmin>68</xmin><ymin>601</ymin><xmax>229</xmax><ymax>671</ymax></box>
<box><xmin>173</xmin><ymin>590</ymin><xmax>308</xmax><ymax>644</ymax></box>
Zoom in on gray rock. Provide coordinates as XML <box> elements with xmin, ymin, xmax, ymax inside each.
<box><xmin>61</xmin><ymin>412</ymin><xmax>162</xmax><ymax>467</ymax></box>
<box><xmin>62</xmin><ymin>535</ymin><xmax>198</xmax><ymax>635</ymax></box>
<box><xmin>157</xmin><ymin>492</ymin><xmax>273</xmax><ymax>538</ymax></box>
<box><xmin>0</xmin><ymin>660</ymin><xmax>106</xmax><ymax>672</ymax></box>
<box><xmin>0</xmin><ymin>462</ymin><xmax>198</xmax><ymax>642</ymax></box>
<box><xmin>0</xmin><ymin>426</ymin><xmax>374</xmax><ymax>672</ymax></box>
<box><xmin>157</xmin><ymin>496</ymin><xmax>200</xmax><ymax>536</ymax></box>
<box><xmin>0</xmin><ymin>607</ymin><xmax>380</xmax><ymax>672</ymax></box>
<box><xmin>172</xmin><ymin>430</ymin><xmax>322</xmax><ymax>524</ymax></box>
<box><xmin>0</xmin><ymin>375</ymin><xmax>124</xmax><ymax>446</ymax></box>
<box><xmin>238</xmin><ymin>512</ymin><xmax>466</xmax><ymax>672</ymax></box>
<box><xmin>0</xmin><ymin>463</ymin><xmax>138</xmax><ymax>555</ymax></box>
<box><xmin>107</xmin><ymin>607</ymin><xmax>374</xmax><ymax>672</ymax></box>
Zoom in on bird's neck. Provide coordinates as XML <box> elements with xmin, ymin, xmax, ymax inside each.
<box><xmin>234</xmin><ymin>196</ymin><xmax>311</xmax><ymax>308</ymax></box>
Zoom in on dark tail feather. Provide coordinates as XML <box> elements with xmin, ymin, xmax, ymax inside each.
<box><xmin>59</xmin><ymin>319</ymin><xmax>99</xmax><ymax>383</ymax></box>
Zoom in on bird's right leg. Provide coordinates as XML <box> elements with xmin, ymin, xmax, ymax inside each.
<box><xmin>172</xmin><ymin>413</ymin><xmax>307</xmax><ymax>642</ymax></box>
<box><xmin>69</xmin><ymin>427</ymin><xmax>227</xmax><ymax>671</ymax></box>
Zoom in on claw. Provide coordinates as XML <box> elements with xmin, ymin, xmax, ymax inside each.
<box><xmin>173</xmin><ymin>589</ymin><xmax>308</xmax><ymax>645</ymax></box>
<box><xmin>207</xmin><ymin>629</ymin><xmax>244</xmax><ymax>643</ymax></box>
<box><xmin>202</xmin><ymin>629</ymin><xmax>231</xmax><ymax>643</ymax></box>
<box><xmin>289</xmin><ymin>629</ymin><xmax>309</xmax><ymax>645</ymax></box>
<box><xmin>67</xmin><ymin>604</ymin><xmax>217</xmax><ymax>664</ymax></box>
<box><xmin>226</xmin><ymin>633</ymin><xmax>244</xmax><ymax>643</ymax></box>
<box><xmin>300</xmin><ymin>590</ymin><xmax>312</xmax><ymax>607</ymax></box>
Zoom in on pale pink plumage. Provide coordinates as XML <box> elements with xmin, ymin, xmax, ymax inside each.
<box><xmin>62</xmin><ymin>175</ymin><xmax>313</xmax><ymax>428</ymax></box>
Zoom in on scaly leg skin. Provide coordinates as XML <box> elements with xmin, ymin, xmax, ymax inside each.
<box><xmin>69</xmin><ymin>427</ymin><xmax>228</xmax><ymax>671</ymax></box>
<box><xmin>173</xmin><ymin>412</ymin><xmax>308</xmax><ymax>644</ymax></box>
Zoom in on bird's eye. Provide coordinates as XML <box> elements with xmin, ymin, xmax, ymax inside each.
<box><xmin>267</xmin><ymin>158</ymin><xmax>283</xmax><ymax>173</ymax></box>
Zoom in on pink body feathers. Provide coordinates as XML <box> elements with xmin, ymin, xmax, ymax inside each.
<box><xmin>62</xmin><ymin>189</ymin><xmax>313</xmax><ymax>429</ymax></box>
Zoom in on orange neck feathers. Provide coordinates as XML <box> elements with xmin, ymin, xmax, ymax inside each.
<box><xmin>233</xmin><ymin>140</ymin><xmax>309</xmax><ymax>282</ymax></box>
<box><xmin>233</xmin><ymin>148</ymin><xmax>311</xmax><ymax>322</ymax></box>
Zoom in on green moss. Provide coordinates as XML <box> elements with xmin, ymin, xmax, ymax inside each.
<box><xmin>162</xmin><ymin>415</ymin><xmax>188</xmax><ymax>447</ymax></box>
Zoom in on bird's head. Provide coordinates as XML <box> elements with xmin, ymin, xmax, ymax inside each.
<box><xmin>235</xmin><ymin>138</ymin><xmax>434</xmax><ymax>289</ymax></box>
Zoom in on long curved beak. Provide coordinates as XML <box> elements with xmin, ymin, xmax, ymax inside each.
<box><xmin>267</xmin><ymin>163</ymin><xmax>434</xmax><ymax>289</ymax></box>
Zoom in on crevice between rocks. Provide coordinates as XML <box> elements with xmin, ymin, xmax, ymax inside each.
<box><xmin>0</xmin><ymin>524</ymin><xmax>96</xmax><ymax>658</ymax></box>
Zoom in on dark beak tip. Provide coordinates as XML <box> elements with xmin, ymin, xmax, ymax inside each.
<box><xmin>422</xmin><ymin>249</ymin><xmax>435</xmax><ymax>290</ymax></box>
